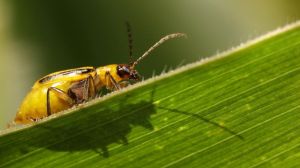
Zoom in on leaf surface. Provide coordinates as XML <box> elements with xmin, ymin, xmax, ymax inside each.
<box><xmin>1</xmin><ymin>22</ymin><xmax>300</xmax><ymax>168</ymax></box>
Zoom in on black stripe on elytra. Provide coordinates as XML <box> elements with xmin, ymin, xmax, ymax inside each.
<box><xmin>39</xmin><ymin>68</ymin><xmax>94</xmax><ymax>84</ymax></box>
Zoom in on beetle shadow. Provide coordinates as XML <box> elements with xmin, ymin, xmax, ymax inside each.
<box><xmin>156</xmin><ymin>106</ymin><xmax>244</xmax><ymax>140</ymax></box>
<box><xmin>29</xmin><ymin>89</ymin><xmax>157</xmax><ymax>158</ymax></box>
<box><xmin>27</xmin><ymin>86</ymin><xmax>243</xmax><ymax>158</ymax></box>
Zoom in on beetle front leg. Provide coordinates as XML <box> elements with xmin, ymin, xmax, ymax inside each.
<box><xmin>105</xmin><ymin>72</ymin><xmax>121</xmax><ymax>90</ymax></box>
<box><xmin>46</xmin><ymin>87</ymin><xmax>74</xmax><ymax>116</ymax></box>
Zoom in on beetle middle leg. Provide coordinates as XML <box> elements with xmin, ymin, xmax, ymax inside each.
<box><xmin>82</xmin><ymin>75</ymin><xmax>96</xmax><ymax>100</ymax></box>
<box><xmin>47</xmin><ymin>87</ymin><xmax>74</xmax><ymax>116</ymax></box>
<box><xmin>68</xmin><ymin>75</ymin><xmax>96</xmax><ymax>103</ymax></box>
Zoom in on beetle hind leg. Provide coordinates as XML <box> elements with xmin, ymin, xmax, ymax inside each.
<box><xmin>46</xmin><ymin>87</ymin><xmax>74</xmax><ymax>116</ymax></box>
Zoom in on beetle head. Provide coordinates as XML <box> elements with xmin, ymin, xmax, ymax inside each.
<box><xmin>117</xmin><ymin>64</ymin><xmax>141</xmax><ymax>81</ymax></box>
<box><xmin>117</xmin><ymin>33</ymin><xmax>186</xmax><ymax>82</ymax></box>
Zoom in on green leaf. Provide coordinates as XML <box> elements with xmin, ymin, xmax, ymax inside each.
<box><xmin>1</xmin><ymin>21</ymin><xmax>300</xmax><ymax>168</ymax></box>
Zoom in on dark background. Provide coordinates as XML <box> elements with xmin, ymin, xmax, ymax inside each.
<box><xmin>1</xmin><ymin>0</ymin><xmax>300</xmax><ymax>129</ymax></box>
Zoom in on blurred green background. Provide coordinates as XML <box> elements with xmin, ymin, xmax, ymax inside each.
<box><xmin>0</xmin><ymin>0</ymin><xmax>300</xmax><ymax>129</ymax></box>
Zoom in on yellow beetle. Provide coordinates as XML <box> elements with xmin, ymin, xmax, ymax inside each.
<box><xmin>13</xmin><ymin>33</ymin><xmax>186</xmax><ymax>124</ymax></box>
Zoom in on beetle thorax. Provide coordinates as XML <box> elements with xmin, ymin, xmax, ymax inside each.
<box><xmin>95</xmin><ymin>64</ymin><xmax>122</xmax><ymax>90</ymax></box>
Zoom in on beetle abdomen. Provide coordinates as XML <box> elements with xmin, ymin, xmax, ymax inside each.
<box><xmin>15</xmin><ymin>84</ymin><xmax>73</xmax><ymax>124</ymax></box>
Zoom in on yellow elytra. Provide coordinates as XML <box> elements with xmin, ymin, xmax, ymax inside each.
<box><xmin>13</xmin><ymin>33</ymin><xmax>186</xmax><ymax>124</ymax></box>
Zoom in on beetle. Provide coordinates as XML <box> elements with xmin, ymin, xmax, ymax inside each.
<box><xmin>13</xmin><ymin>30</ymin><xmax>186</xmax><ymax>124</ymax></box>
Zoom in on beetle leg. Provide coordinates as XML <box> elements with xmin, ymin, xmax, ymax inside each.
<box><xmin>68</xmin><ymin>75</ymin><xmax>96</xmax><ymax>103</ymax></box>
<box><xmin>82</xmin><ymin>75</ymin><xmax>96</xmax><ymax>100</ymax></box>
<box><xmin>118</xmin><ymin>80</ymin><xmax>131</xmax><ymax>88</ymax></box>
<box><xmin>105</xmin><ymin>72</ymin><xmax>121</xmax><ymax>90</ymax></box>
<box><xmin>47</xmin><ymin>87</ymin><xmax>74</xmax><ymax>116</ymax></box>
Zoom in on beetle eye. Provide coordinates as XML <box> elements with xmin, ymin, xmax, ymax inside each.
<box><xmin>117</xmin><ymin>65</ymin><xmax>140</xmax><ymax>80</ymax></box>
<box><xmin>117</xmin><ymin>65</ymin><xmax>130</xmax><ymax>78</ymax></box>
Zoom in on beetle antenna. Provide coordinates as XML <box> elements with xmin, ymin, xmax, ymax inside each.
<box><xmin>126</xmin><ymin>22</ymin><xmax>134</xmax><ymax>63</ymax></box>
<box><xmin>130</xmin><ymin>33</ymin><xmax>187</xmax><ymax>69</ymax></box>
